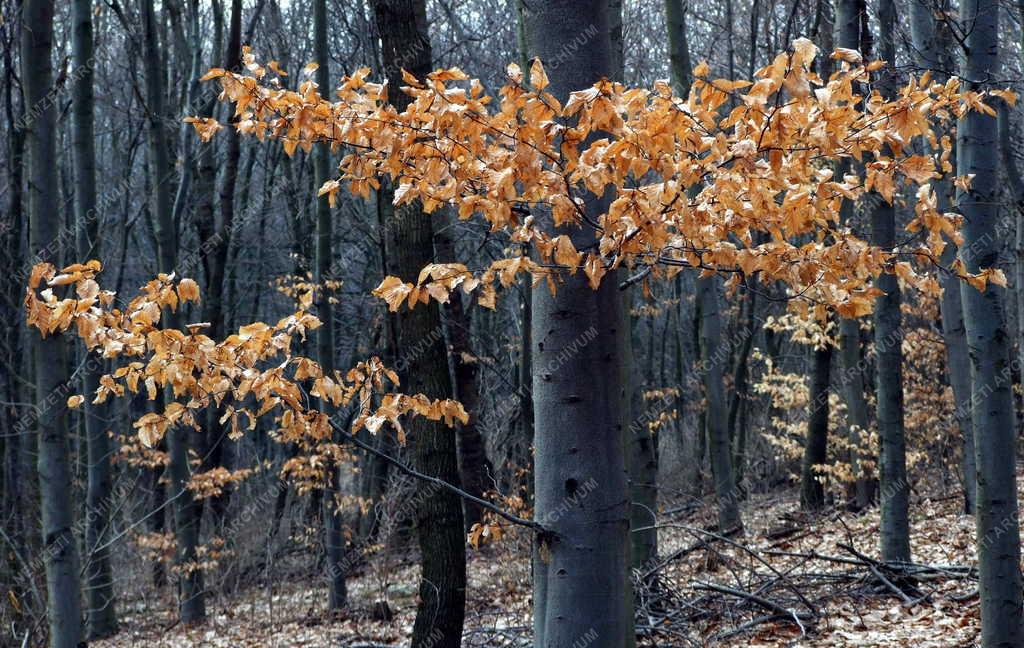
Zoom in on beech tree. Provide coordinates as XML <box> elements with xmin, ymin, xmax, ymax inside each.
<box><xmin>22</xmin><ymin>1</ymin><xmax>82</xmax><ymax>645</ymax></box>
<box><xmin>369</xmin><ymin>1</ymin><xmax>467</xmax><ymax>645</ymax></box>
<box><xmin>179</xmin><ymin>18</ymin><xmax>1008</xmax><ymax>645</ymax></box>
<box><xmin>72</xmin><ymin>0</ymin><xmax>117</xmax><ymax>638</ymax></box>
<box><xmin>15</xmin><ymin>0</ymin><xmax>1021</xmax><ymax>642</ymax></box>
<box><xmin>956</xmin><ymin>0</ymin><xmax>1024</xmax><ymax>642</ymax></box>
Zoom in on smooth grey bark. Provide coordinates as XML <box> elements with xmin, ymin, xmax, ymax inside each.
<box><xmin>23</xmin><ymin>1</ymin><xmax>83</xmax><ymax>645</ymax></box>
<box><xmin>310</xmin><ymin>0</ymin><xmax>347</xmax><ymax>611</ymax></box>
<box><xmin>958</xmin><ymin>0</ymin><xmax>1024</xmax><ymax>643</ymax></box>
<box><xmin>871</xmin><ymin>0</ymin><xmax>910</xmax><ymax>565</ymax></box>
<box><xmin>834</xmin><ymin>0</ymin><xmax>873</xmax><ymax>510</ymax></box>
<box><xmin>72</xmin><ymin>0</ymin><xmax>117</xmax><ymax>637</ymax></box>
<box><xmin>524</xmin><ymin>2</ymin><xmax>631</xmax><ymax>646</ymax></box>
<box><xmin>141</xmin><ymin>0</ymin><xmax>205</xmax><ymax>623</ymax></box>
<box><xmin>800</xmin><ymin>345</ymin><xmax>831</xmax><ymax>510</ymax></box>
<box><xmin>909</xmin><ymin>0</ymin><xmax>976</xmax><ymax>515</ymax></box>
<box><xmin>371</xmin><ymin>2</ymin><xmax>466</xmax><ymax>646</ymax></box>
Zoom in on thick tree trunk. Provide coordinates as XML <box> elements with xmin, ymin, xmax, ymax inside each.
<box><xmin>909</xmin><ymin>0</ymin><xmax>976</xmax><ymax>515</ymax></box>
<box><xmin>958</xmin><ymin>0</ymin><xmax>1024</xmax><ymax>644</ymax></box>
<box><xmin>22</xmin><ymin>2</ymin><xmax>83</xmax><ymax>645</ymax></box>
<box><xmin>72</xmin><ymin>0</ymin><xmax>117</xmax><ymax>637</ymax></box>
<box><xmin>800</xmin><ymin>345</ymin><xmax>831</xmax><ymax>510</ymax></box>
<box><xmin>141</xmin><ymin>0</ymin><xmax>205</xmax><ymax>623</ymax></box>
<box><xmin>371</xmin><ymin>2</ymin><xmax>466</xmax><ymax>646</ymax></box>
<box><xmin>310</xmin><ymin>0</ymin><xmax>347</xmax><ymax>611</ymax></box>
<box><xmin>524</xmin><ymin>3</ymin><xmax>632</xmax><ymax>646</ymax></box>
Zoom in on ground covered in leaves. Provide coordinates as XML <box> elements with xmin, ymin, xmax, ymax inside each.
<box><xmin>95</xmin><ymin>478</ymin><xmax>992</xmax><ymax>647</ymax></box>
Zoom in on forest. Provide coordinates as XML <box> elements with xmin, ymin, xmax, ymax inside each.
<box><xmin>3</xmin><ymin>0</ymin><xmax>1024</xmax><ymax>646</ymax></box>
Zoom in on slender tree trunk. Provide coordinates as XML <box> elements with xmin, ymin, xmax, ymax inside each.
<box><xmin>666</xmin><ymin>0</ymin><xmax>739</xmax><ymax>532</ymax></box>
<box><xmin>524</xmin><ymin>3</ymin><xmax>632</xmax><ymax>646</ymax></box>
<box><xmin>834</xmin><ymin>0</ymin><xmax>874</xmax><ymax>510</ymax></box>
<box><xmin>909</xmin><ymin>0</ymin><xmax>976</xmax><ymax>515</ymax></box>
<box><xmin>72</xmin><ymin>0</ymin><xmax>117</xmax><ymax>637</ymax></box>
<box><xmin>728</xmin><ymin>284</ymin><xmax>757</xmax><ymax>485</ymax></box>
<box><xmin>800</xmin><ymin>344</ymin><xmax>831</xmax><ymax>510</ymax></box>
<box><xmin>22</xmin><ymin>1</ymin><xmax>83</xmax><ymax>645</ymax></box>
<box><xmin>202</xmin><ymin>0</ymin><xmax>243</xmax><ymax>532</ymax></box>
<box><xmin>512</xmin><ymin>0</ymin><xmax>535</xmax><ymax>503</ymax></box>
<box><xmin>699</xmin><ymin>277</ymin><xmax>741</xmax><ymax>531</ymax></box>
<box><xmin>958</xmin><ymin>0</ymin><xmax>1024</xmax><ymax>643</ymax></box>
<box><xmin>871</xmin><ymin>0</ymin><xmax>910</xmax><ymax>564</ymax></box>
<box><xmin>371</xmin><ymin>2</ymin><xmax>466</xmax><ymax>645</ymax></box>
<box><xmin>141</xmin><ymin>0</ymin><xmax>205</xmax><ymax>623</ymax></box>
<box><xmin>627</xmin><ymin>317</ymin><xmax>657</xmax><ymax>569</ymax></box>
<box><xmin>311</xmin><ymin>0</ymin><xmax>347</xmax><ymax>611</ymax></box>
<box><xmin>435</xmin><ymin>212</ymin><xmax>494</xmax><ymax>531</ymax></box>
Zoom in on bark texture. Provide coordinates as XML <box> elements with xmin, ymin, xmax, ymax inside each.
<box><xmin>800</xmin><ymin>345</ymin><xmax>831</xmax><ymax>510</ymax></box>
<box><xmin>23</xmin><ymin>1</ymin><xmax>83</xmax><ymax>644</ymax></box>
<box><xmin>872</xmin><ymin>0</ymin><xmax>910</xmax><ymax>564</ymax></box>
<box><xmin>141</xmin><ymin>0</ymin><xmax>205</xmax><ymax>622</ymax></box>
<box><xmin>909</xmin><ymin>0</ymin><xmax>976</xmax><ymax>515</ymax></box>
<box><xmin>72</xmin><ymin>0</ymin><xmax>117</xmax><ymax>636</ymax></box>
<box><xmin>311</xmin><ymin>0</ymin><xmax>348</xmax><ymax>611</ymax></box>
<box><xmin>958</xmin><ymin>0</ymin><xmax>1024</xmax><ymax>643</ymax></box>
<box><xmin>525</xmin><ymin>2</ymin><xmax>632</xmax><ymax>646</ymax></box>
<box><xmin>371</xmin><ymin>2</ymin><xmax>467</xmax><ymax>646</ymax></box>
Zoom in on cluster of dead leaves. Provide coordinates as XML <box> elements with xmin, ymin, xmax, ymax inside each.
<box><xmin>24</xmin><ymin>260</ymin><xmax>467</xmax><ymax>495</ymax></box>
<box><xmin>191</xmin><ymin>40</ymin><xmax>1010</xmax><ymax>320</ymax></box>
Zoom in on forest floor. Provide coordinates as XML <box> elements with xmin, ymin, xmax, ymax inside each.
<box><xmin>94</xmin><ymin>477</ymin><xmax>991</xmax><ymax>647</ymax></box>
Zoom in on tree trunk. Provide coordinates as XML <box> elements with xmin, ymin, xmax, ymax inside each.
<box><xmin>141</xmin><ymin>0</ymin><xmax>205</xmax><ymax>623</ymax></box>
<box><xmin>524</xmin><ymin>3</ymin><xmax>632</xmax><ymax>646</ymax></box>
<box><xmin>371</xmin><ymin>2</ymin><xmax>467</xmax><ymax>646</ymax></box>
<box><xmin>22</xmin><ymin>2</ymin><xmax>83</xmax><ymax>645</ymax></box>
<box><xmin>834</xmin><ymin>0</ymin><xmax>874</xmax><ymax>510</ymax></box>
<box><xmin>909</xmin><ymin>0</ymin><xmax>976</xmax><ymax>515</ymax></box>
<box><xmin>511</xmin><ymin>0</ymin><xmax>535</xmax><ymax>503</ymax></box>
<box><xmin>435</xmin><ymin>212</ymin><xmax>494</xmax><ymax>531</ymax></box>
<box><xmin>311</xmin><ymin>0</ymin><xmax>347</xmax><ymax>611</ymax></box>
<box><xmin>72</xmin><ymin>0</ymin><xmax>117</xmax><ymax>637</ymax></box>
<box><xmin>800</xmin><ymin>345</ymin><xmax>831</xmax><ymax>510</ymax></box>
<box><xmin>202</xmin><ymin>0</ymin><xmax>244</xmax><ymax>532</ymax></box>
<box><xmin>958</xmin><ymin>0</ymin><xmax>1024</xmax><ymax>643</ymax></box>
<box><xmin>728</xmin><ymin>283</ymin><xmax>757</xmax><ymax>486</ymax></box>
<box><xmin>699</xmin><ymin>277</ymin><xmax>742</xmax><ymax>532</ymax></box>
<box><xmin>871</xmin><ymin>0</ymin><xmax>911</xmax><ymax>565</ymax></box>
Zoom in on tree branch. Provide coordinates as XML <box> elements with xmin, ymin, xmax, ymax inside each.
<box><xmin>330</xmin><ymin>419</ymin><xmax>551</xmax><ymax>536</ymax></box>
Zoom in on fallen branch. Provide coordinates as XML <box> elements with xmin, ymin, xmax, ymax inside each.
<box><xmin>692</xmin><ymin>580</ymin><xmax>812</xmax><ymax>629</ymax></box>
